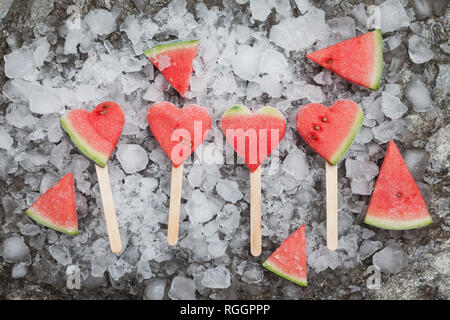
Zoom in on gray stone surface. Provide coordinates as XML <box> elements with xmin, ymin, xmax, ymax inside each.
<box><xmin>0</xmin><ymin>0</ymin><xmax>448</xmax><ymax>300</ymax></box>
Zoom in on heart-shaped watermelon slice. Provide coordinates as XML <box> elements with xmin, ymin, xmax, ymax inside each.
<box><xmin>60</xmin><ymin>101</ymin><xmax>125</xmax><ymax>167</ymax></box>
<box><xmin>296</xmin><ymin>100</ymin><xmax>364</xmax><ymax>165</ymax></box>
<box><xmin>147</xmin><ymin>101</ymin><xmax>211</xmax><ymax>167</ymax></box>
<box><xmin>144</xmin><ymin>40</ymin><xmax>199</xmax><ymax>98</ymax></box>
<box><xmin>221</xmin><ymin>105</ymin><xmax>286</xmax><ymax>172</ymax></box>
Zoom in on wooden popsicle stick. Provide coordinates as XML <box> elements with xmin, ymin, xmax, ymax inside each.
<box><xmin>250</xmin><ymin>166</ymin><xmax>262</xmax><ymax>257</ymax></box>
<box><xmin>95</xmin><ymin>164</ymin><xmax>122</xmax><ymax>254</ymax></box>
<box><xmin>167</xmin><ymin>163</ymin><xmax>184</xmax><ymax>246</ymax></box>
<box><xmin>326</xmin><ymin>162</ymin><xmax>338</xmax><ymax>251</ymax></box>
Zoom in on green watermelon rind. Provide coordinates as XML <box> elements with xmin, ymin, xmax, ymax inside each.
<box><xmin>222</xmin><ymin>104</ymin><xmax>252</xmax><ymax>118</ymax></box>
<box><xmin>222</xmin><ymin>105</ymin><xmax>285</xmax><ymax>119</ymax></box>
<box><xmin>256</xmin><ymin>106</ymin><xmax>285</xmax><ymax>119</ymax></box>
<box><xmin>369</xmin><ymin>29</ymin><xmax>383</xmax><ymax>90</ymax></box>
<box><xmin>263</xmin><ymin>259</ymin><xmax>307</xmax><ymax>287</ymax></box>
<box><xmin>364</xmin><ymin>213</ymin><xmax>433</xmax><ymax>230</ymax></box>
<box><xmin>60</xmin><ymin>116</ymin><xmax>109</xmax><ymax>168</ymax></box>
<box><xmin>328</xmin><ymin>108</ymin><xmax>364</xmax><ymax>165</ymax></box>
<box><xmin>143</xmin><ymin>40</ymin><xmax>199</xmax><ymax>58</ymax></box>
<box><xmin>25</xmin><ymin>209</ymin><xmax>78</xmax><ymax>235</ymax></box>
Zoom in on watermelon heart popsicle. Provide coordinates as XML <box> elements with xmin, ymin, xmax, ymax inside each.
<box><xmin>296</xmin><ymin>100</ymin><xmax>364</xmax><ymax>250</ymax></box>
<box><xmin>221</xmin><ymin>105</ymin><xmax>286</xmax><ymax>256</ymax></box>
<box><xmin>147</xmin><ymin>101</ymin><xmax>211</xmax><ymax>245</ymax></box>
<box><xmin>60</xmin><ymin>101</ymin><xmax>125</xmax><ymax>253</ymax></box>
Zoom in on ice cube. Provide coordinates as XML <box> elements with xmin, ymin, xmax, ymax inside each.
<box><xmin>381</xmin><ymin>92</ymin><xmax>408</xmax><ymax>119</ymax></box>
<box><xmin>116</xmin><ymin>144</ymin><xmax>149</xmax><ymax>174</ymax></box>
<box><xmin>143</xmin><ymin>83</ymin><xmax>164</xmax><ymax>101</ymax></box>
<box><xmin>258</xmin><ymin>75</ymin><xmax>283</xmax><ymax>98</ymax></box>
<box><xmin>29</xmin><ymin>91</ymin><xmax>64</xmax><ymax>114</ymax></box>
<box><xmin>271</xmin><ymin>0</ymin><xmax>291</xmax><ymax>17</ymax></box>
<box><xmin>84</xmin><ymin>9</ymin><xmax>117</xmax><ymax>36</ymax></box>
<box><xmin>404</xmin><ymin>77</ymin><xmax>433</xmax><ymax>112</ymax></box>
<box><xmin>48</xmin><ymin>244</ymin><xmax>73</xmax><ymax>266</ymax></box>
<box><xmin>0</xmin><ymin>128</ymin><xmax>13</xmax><ymax>150</ymax></box>
<box><xmin>304</xmin><ymin>84</ymin><xmax>325</xmax><ymax>103</ymax></box>
<box><xmin>282</xmin><ymin>148</ymin><xmax>308</xmax><ymax>180</ymax></box>
<box><xmin>207</xmin><ymin>239</ymin><xmax>228</xmax><ymax>258</ymax></box>
<box><xmin>386</xmin><ymin>35</ymin><xmax>402</xmax><ymax>51</ymax></box>
<box><xmin>358</xmin><ymin>240</ymin><xmax>382</xmax><ymax>260</ymax></box>
<box><xmin>372</xmin><ymin>120</ymin><xmax>404</xmax><ymax>143</ymax></box>
<box><xmin>379</xmin><ymin>0</ymin><xmax>411</xmax><ymax>33</ymax></box>
<box><xmin>242</xmin><ymin>263</ymin><xmax>264</xmax><ymax>283</ymax></box>
<box><xmin>327</xmin><ymin>17</ymin><xmax>356</xmax><ymax>45</ymax></box>
<box><xmin>345</xmin><ymin>158</ymin><xmax>379</xmax><ymax>195</ymax></box>
<box><xmin>120</xmin><ymin>15</ymin><xmax>142</xmax><ymax>44</ymax></box>
<box><xmin>232</xmin><ymin>45</ymin><xmax>262</xmax><ymax>81</ymax></box>
<box><xmin>364</xmin><ymin>96</ymin><xmax>384</xmax><ymax>123</ymax></box>
<box><xmin>436</xmin><ymin>64</ymin><xmax>449</xmax><ymax>94</ymax></box>
<box><xmin>136</xmin><ymin>260</ymin><xmax>152</xmax><ymax>281</ymax></box>
<box><xmin>294</xmin><ymin>0</ymin><xmax>312</xmax><ymax>14</ymax></box>
<box><xmin>0</xmin><ymin>236</ymin><xmax>30</xmax><ymax>263</ymax></box>
<box><xmin>403</xmin><ymin>148</ymin><xmax>429</xmax><ymax>180</ymax></box>
<box><xmin>121</xmin><ymin>73</ymin><xmax>147</xmax><ymax>95</ymax></box>
<box><xmin>185</xmin><ymin>190</ymin><xmax>218</xmax><ymax>225</ymax></box>
<box><xmin>216</xmin><ymin>179</ymin><xmax>243</xmax><ymax>203</ymax></box>
<box><xmin>217</xmin><ymin>204</ymin><xmax>241</xmax><ymax>235</ymax></box>
<box><xmin>187</xmin><ymin>165</ymin><xmax>204</xmax><ymax>188</ymax></box>
<box><xmin>249</xmin><ymin>0</ymin><xmax>273</xmax><ymax>22</ymax></box>
<box><xmin>213</xmin><ymin>75</ymin><xmax>237</xmax><ymax>95</ymax></box>
<box><xmin>168</xmin><ymin>276</ymin><xmax>196</xmax><ymax>300</ymax></box>
<box><xmin>0</xmin><ymin>151</ymin><xmax>18</xmax><ymax>179</ymax></box>
<box><xmin>144</xmin><ymin>277</ymin><xmax>166</xmax><ymax>300</ymax></box>
<box><xmin>201</xmin><ymin>266</ymin><xmax>231</xmax><ymax>289</ymax></box>
<box><xmin>384</xmin><ymin>83</ymin><xmax>402</xmax><ymax>97</ymax></box>
<box><xmin>11</xmin><ymin>262</ymin><xmax>28</xmax><ymax>279</ymax></box>
<box><xmin>350</xmin><ymin>3</ymin><xmax>368</xmax><ymax>27</ymax></box>
<box><xmin>4</xmin><ymin>47</ymin><xmax>38</xmax><ymax>81</ymax></box>
<box><xmin>121</xmin><ymin>56</ymin><xmax>145</xmax><ymax>73</ymax></box>
<box><xmin>410</xmin><ymin>0</ymin><xmax>434</xmax><ymax>20</ymax></box>
<box><xmin>33</xmin><ymin>37</ymin><xmax>50</xmax><ymax>68</ymax></box>
<box><xmin>270</xmin><ymin>8</ymin><xmax>328</xmax><ymax>52</ymax></box>
<box><xmin>408</xmin><ymin>35</ymin><xmax>434</xmax><ymax>64</ymax></box>
<box><xmin>309</xmin><ymin>245</ymin><xmax>340</xmax><ymax>272</ymax></box>
<box><xmin>372</xmin><ymin>245</ymin><xmax>408</xmax><ymax>274</ymax></box>
<box><xmin>19</xmin><ymin>223</ymin><xmax>41</xmax><ymax>236</ymax></box>
<box><xmin>91</xmin><ymin>252</ymin><xmax>117</xmax><ymax>277</ymax></box>
<box><xmin>76</xmin><ymin>85</ymin><xmax>105</xmax><ymax>102</ymax></box>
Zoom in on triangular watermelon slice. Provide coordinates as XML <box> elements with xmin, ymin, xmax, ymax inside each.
<box><xmin>263</xmin><ymin>224</ymin><xmax>307</xmax><ymax>287</ymax></box>
<box><xmin>144</xmin><ymin>40</ymin><xmax>199</xmax><ymax>98</ymax></box>
<box><xmin>25</xmin><ymin>173</ymin><xmax>78</xmax><ymax>235</ymax></box>
<box><xmin>306</xmin><ymin>30</ymin><xmax>383</xmax><ymax>90</ymax></box>
<box><xmin>364</xmin><ymin>140</ymin><xmax>432</xmax><ymax>230</ymax></box>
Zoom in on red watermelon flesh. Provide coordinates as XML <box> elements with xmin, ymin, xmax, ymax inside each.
<box><xmin>147</xmin><ymin>102</ymin><xmax>211</xmax><ymax>167</ymax></box>
<box><xmin>144</xmin><ymin>40</ymin><xmax>199</xmax><ymax>97</ymax></box>
<box><xmin>25</xmin><ymin>173</ymin><xmax>78</xmax><ymax>235</ymax></box>
<box><xmin>364</xmin><ymin>140</ymin><xmax>432</xmax><ymax>230</ymax></box>
<box><xmin>306</xmin><ymin>30</ymin><xmax>383</xmax><ymax>90</ymax></box>
<box><xmin>221</xmin><ymin>105</ymin><xmax>286</xmax><ymax>172</ymax></box>
<box><xmin>296</xmin><ymin>100</ymin><xmax>364</xmax><ymax>165</ymax></box>
<box><xmin>60</xmin><ymin>101</ymin><xmax>125</xmax><ymax>167</ymax></box>
<box><xmin>263</xmin><ymin>224</ymin><xmax>307</xmax><ymax>287</ymax></box>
